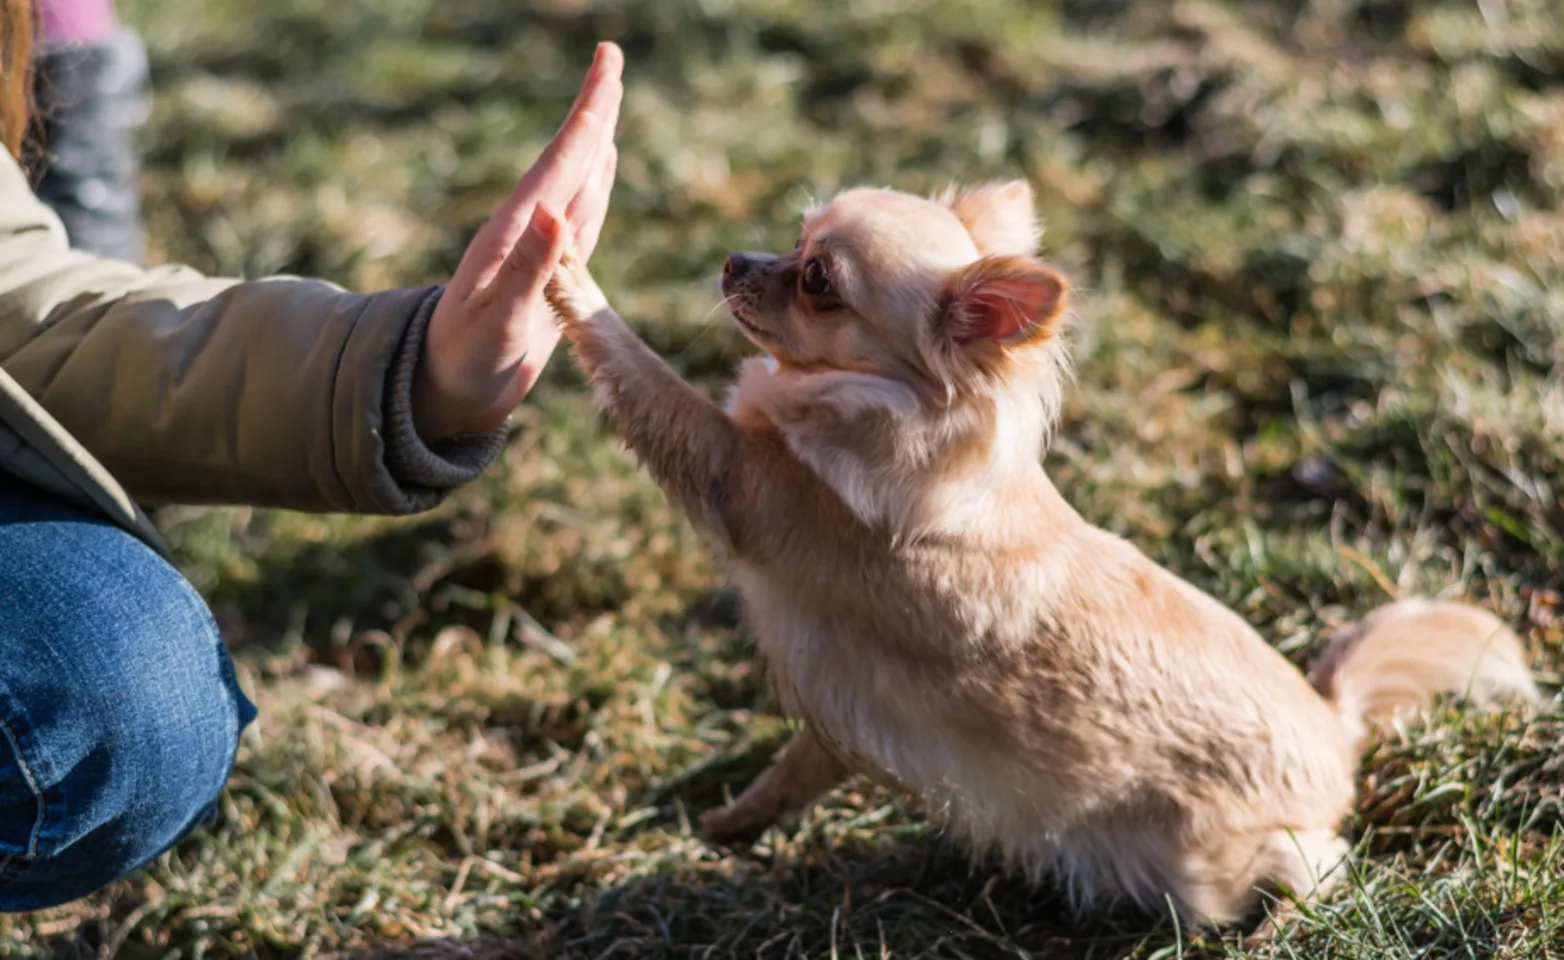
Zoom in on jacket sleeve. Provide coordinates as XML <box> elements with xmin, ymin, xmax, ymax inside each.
<box><xmin>0</xmin><ymin>150</ymin><xmax>506</xmax><ymax>514</ymax></box>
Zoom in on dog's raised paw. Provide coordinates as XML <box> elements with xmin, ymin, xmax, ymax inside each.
<box><xmin>544</xmin><ymin>252</ymin><xmax>611</xmax><ymax>330</ymax></box>
<box><xmin>542</xmin><ymin>267</ymin><xmax>583</xmax><ymax>330</ymax></box>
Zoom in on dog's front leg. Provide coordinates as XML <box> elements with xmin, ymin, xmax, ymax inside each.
<box><xmin>545</xmin><ymin>253</ymin><xmax>753</xmax><ymax>550</ymax></box>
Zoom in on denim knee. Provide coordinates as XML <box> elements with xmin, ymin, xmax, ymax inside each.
<box><xmin>0</xmin><ymin>501</ymin><xmax>255</xmax><ymax>912</ymax></box>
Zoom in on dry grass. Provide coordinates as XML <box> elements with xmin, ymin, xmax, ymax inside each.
<box><xmin>4</xmin><ymin>0</ymin><xmax>1563</xmax><ymax>956</ymax></box>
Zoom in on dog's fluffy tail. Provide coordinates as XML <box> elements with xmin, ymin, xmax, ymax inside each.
<box><xmin>1308</xmin><ymin>598</ymin><xmax>1542</xmax><ymax>750</ymax></box>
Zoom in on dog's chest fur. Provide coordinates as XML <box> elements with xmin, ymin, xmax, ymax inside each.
<box><xmin>728</xmin><ymin>538</ymin><xmax>1117</xmax><ymax>854</ymax></box>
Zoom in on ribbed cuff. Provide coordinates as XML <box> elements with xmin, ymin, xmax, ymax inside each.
<box><xmin>382</xmin><ymin>287</ymin><xmax>509</xmax><ymax>500</ymax></box>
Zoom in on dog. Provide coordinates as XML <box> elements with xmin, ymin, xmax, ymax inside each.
<box><xmin>542</xmin><ymin>179</ymin><xmax>1541</xmax><ymax>928</ymax></box>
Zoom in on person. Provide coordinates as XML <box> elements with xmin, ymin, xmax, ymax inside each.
<box><xmin>0</xmin><ymin>0</ymin><xmax>624</xmax><ymax>912</ymax></box>
<box><xmin>29</xmin><ymin>0</ymin><xmax>149</xmax><ymax>262</ymax></box>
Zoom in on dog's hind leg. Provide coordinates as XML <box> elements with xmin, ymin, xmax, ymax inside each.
<box><xmin>700</xmin><ymin>726</ymin><xmax>849</xmax><ymax>843</ymax></box>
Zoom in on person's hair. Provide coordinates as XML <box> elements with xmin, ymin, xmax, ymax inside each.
<box><xmin>0</xmin><ymin>0</ymin><xmax>34</xmax><ymax>158</ymax></box>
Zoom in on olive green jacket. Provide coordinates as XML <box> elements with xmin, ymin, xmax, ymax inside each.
<box><xmin>0</xmin><ymin>150</ymin><xmax>505</xmax><ymax>555</ymax></box>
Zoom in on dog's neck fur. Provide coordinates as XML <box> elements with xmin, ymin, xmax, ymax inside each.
<box><xmin>727</xmin><ymin>351</ymin><xmax>1075</xmax><ymax>541</ymax></box>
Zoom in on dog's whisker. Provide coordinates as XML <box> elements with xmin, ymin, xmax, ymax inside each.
<box><xmin>697</xmin><ymin>293</ymin><xmax>737</xmax><ymax>326</ymax></box>
<box><xmin>673</xmin><ymin>291</ymin><xmax>740</xmax><ymax>360</ymax></box>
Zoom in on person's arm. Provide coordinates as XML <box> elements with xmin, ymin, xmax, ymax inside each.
<box><xmin>0</xmin><ymin>43</ymin><xmax>622</xmax><ymax>514</ymax></box>
<box><xmin>0</xmin><ymin>161</ymin><xmax>478</xmax><ymax>512</ymax></box>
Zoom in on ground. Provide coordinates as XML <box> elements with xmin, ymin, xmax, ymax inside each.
<box><xmin>4</xmin><ymin>0</ymin><xmax>1564</xmax><ymax>957</ymax></box>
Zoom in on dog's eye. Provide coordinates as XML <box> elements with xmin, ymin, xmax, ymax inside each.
<box><xmin>800</xmin><ymin>258</ymin><xmax>832</xmax><ymax>297</ymax></box>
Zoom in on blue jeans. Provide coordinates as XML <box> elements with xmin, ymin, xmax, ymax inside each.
<box><xmin>0</xmin><ymin>471</ymin><xmax>255</xmax><ymax>912</ymax></box>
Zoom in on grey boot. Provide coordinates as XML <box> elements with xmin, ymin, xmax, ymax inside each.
<box><xmin>32</xmin><ymin>26</ymin><xmax>151</xmax><ymax>265</ymax></box>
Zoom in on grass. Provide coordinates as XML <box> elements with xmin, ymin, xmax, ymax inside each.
<box><xmin>5</xmin><ymin>0</ymin><xmax>1564</xmax><ymax>956</ymax></box>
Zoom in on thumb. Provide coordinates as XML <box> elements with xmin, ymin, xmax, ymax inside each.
<box><xmin>493</xmin><ymin>204</ymin><xmax>567</xmax><ymax>307</ymax></box>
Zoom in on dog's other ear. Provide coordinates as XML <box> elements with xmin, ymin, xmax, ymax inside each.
<box><xmin>938</xmin><ymin>256</ymin><xmax>1068</xmax><ymax>347</ymax></box>
<box><xmin>944</xmin><ymin>180</ymin><xmax>1041</xmax><ymax>258</ymax></box>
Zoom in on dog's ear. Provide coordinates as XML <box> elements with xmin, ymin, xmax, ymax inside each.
<box><xmin>944</xmin><ymin>180</ymin><xmax>1041</xmax><ymax>258</ymax></box>
<box><xmin>938</xmin><ymin>255</ymin><xmax>1068</xmax><ymax>347</ymax></box>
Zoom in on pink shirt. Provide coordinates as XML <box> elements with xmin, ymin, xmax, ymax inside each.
<box><xmin>33</xmin><ymin>0</ymin><xmax>118</xmax><ymax>46</ymax></box>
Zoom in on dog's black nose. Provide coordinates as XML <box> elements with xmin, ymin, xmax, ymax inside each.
<box><xmin>723</xmin><ymin>252</ymin><xmax>764</xmax><ymax>280</ymax></box>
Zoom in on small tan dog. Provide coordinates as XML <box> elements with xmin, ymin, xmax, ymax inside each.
<box><xmin>543</xmin><ymin>180</ymin><xmax>1541</xmax><ymax>928</ymax></box>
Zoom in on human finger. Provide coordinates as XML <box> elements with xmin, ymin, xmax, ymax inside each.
<box><xmin>568</xmin><ymin>144</ymin><xmax>618</xmax><ymax>261</ymax></box>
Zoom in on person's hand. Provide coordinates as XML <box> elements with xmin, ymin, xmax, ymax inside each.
<box><xmin>412</xmin><ymin>42</ymin><xmax>624</xmax><ymax>442</ymax></box>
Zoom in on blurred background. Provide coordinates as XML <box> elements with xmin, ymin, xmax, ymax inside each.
<box><xmin>7</xmin><ymin>0</ymin><xmax>1564</xmax><ymax>957</ymax></box>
